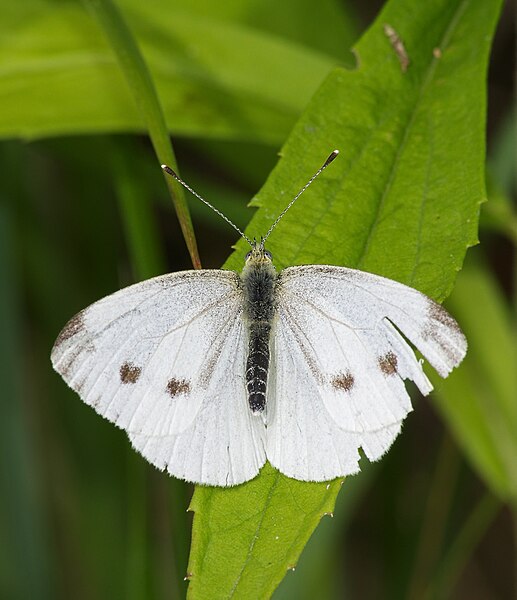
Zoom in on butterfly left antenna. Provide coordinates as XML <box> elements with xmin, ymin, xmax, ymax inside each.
<box><xmin>161</xmin><ymin>164</ymin><xmax>253</xmax><ymax>246</ymax></box>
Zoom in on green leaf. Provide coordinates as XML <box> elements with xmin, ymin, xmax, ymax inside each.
<box><xmin>189</xmin><ymin>0</ymin><xmax>502</xmax><ymax>597</ymax></box>
<box><xmin>0</xmin><ymin>0</ymin><xmax>336</xmax><ymax>143</ymax></box>
<box><xmin>481</xmin><ymin>172</ymin><xmax>517</xmax><ymax>244</ymax></box>
<box><xmin>0</xmin><ymin>198</ymin><xmax>54</xmax><ymax>599</ymax></box>
<box><xmin>430</xmin><ymin>492</ymin><xmax>501</xmax><ymax>598</ymax></box>
<box><xmin>226</xmin><ymin>1</ymin><xmax>499</xmax><ymax>301</ymax></box>
<box><xmin>273</xmin><ymin>467</ymin><xmax>375</xmax><ymax>599</ymax></box>
<box><xmin>111</xmin><ymin>143</ymin><xmax>168</xmax><ymax>280</ymax></box>
<box><xmin>488</xmin><ymin>108</ymin><xmax>515</xmax><ymax>197</ymax></box>
<box><xmin>432</xmin><ymin>257</ymin><xmax>517</xmax><ymax>500</ymax></box>
<box><xmin>157</xmin><ymin>0</ymin><xmax>359</xmax><ymax>62</ymax></box>
<box><xmin>187</xmin><ymin>463</ymin><xmax>342</xmax><ymax>598</ymax></box>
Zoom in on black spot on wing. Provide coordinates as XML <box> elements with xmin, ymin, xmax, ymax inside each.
<box><xmin>120</xmin><ymin>362</ymin><xmax>141</xmax><ymax>384</ymax></box>
<box><xmin>331</xmin><ymin>371</ymin><xmax>355</xmax><ymax>392</ymax></box>
<box><xmin>378</xmin><ymin>351</ymin><xmax>398</xmax><ymax>376</ymax></box>
<box><xmin>166</xmin><ymin>378</ymin><xmax>191</xmax><ymax>397</ymax></box>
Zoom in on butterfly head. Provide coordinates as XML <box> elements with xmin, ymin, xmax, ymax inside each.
<box><xmin>245</xmin><ymin>238</ymin><xmax>273</xmax><ymax>265</ymax></box>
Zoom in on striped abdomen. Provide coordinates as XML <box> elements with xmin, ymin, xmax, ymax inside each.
<box><xmin>241</xmin><ymin>248</ymin><xmax>277</xmax><ymax>413</ymax></box>
<box><xmin>246</xmin><ymin>323</ymin><xmax>270</xmax><ymax>412</ymax></box>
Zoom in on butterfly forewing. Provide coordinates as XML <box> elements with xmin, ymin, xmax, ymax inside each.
<box><xmin>273</xmin><ymin>265</ymin><xmax>467</xmax><ymax>438</ymax></box>
<box><xmin>51</xmin><ymin>270</ymin><xmax>252</xmax><ymax>440</ymax></box>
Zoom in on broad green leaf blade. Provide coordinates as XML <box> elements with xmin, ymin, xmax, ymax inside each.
<box><xmin>149</xmin><ymin>0</ymin><xmax>359</xmax><ymax>63</ymax></box>
<box><xmin>226</xmin><ymin>0</ymin><xmax>499</xmax><ymax>303</ymax></box>
<box><xmin>432</xmin><ymin>258</ymin><xmax>517</xmax><ymax>500</ymax></box>
<box><xmin>0</xmin><ymin>1</ymin><xmax>335</xmax><ymax>143</ymax></box>
<box><xmin>189</xmin><ymin>0</ymin><xmax>502</xmax><ymax>598</ymax></box>
<box><xmin>187</xmin><ymin>463</ymin><xmax>342</xmax><ymax>598</ymax></box>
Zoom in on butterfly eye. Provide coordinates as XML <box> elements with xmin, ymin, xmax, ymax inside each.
<box><xmin>245</xmin><ymin>251</ymin><xmax>252</xmax><ymax>260</ymax></box>
<box><xmin>264</xmin><ymin>250</ymin><xmax>272</xmax><ymax>260</ymax></box>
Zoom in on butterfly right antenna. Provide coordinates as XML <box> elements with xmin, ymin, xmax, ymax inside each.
<box><xmin>162</xmin><ymin>164</ymin><xmax>254</xmax><ymax>247</ymax></box>
<box><xmin>261</xmin><ymin>150</ymin><xmax>339</xmax><ymax>246</ymax></box>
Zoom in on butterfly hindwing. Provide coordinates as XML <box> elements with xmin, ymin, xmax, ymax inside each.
<box><xmin>128</xmin><ymin>312</ymin><xmax>266</xmax><ymax>486</ymax></box>
<box><xmin>266</xmin><ymin>316</ymin><xmax>403</xmax><ymax>480</ymax></box>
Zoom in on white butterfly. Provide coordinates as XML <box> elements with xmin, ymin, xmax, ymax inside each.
<box><xmin>51</xmin><ymin>151</ymin><xmax>467</xmax><ymax>486</ymax></box>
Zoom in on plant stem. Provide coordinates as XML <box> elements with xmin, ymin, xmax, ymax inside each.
<box><xmin>83</xmin><ymin>0</ymin><xmax>200</xmax><ymax>269</ymax></box>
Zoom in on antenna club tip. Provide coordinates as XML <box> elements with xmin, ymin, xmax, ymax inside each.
<box><xmin>161</xmin><ymin>164</ymin><xmax>179</xmax><ymax>178</ymax></box>
<box><xmin>323</xmin><ymin>149</ymin><xmax>340</xmax><ymax>168</ymax></box>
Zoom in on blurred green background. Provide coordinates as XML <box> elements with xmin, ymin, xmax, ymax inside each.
<box><xmin>0</xmin><ymin>0</ymin><xmax>515</xmax><ymax>598</ymax></box>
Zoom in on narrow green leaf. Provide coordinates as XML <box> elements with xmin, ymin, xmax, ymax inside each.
<box><xmin>433</xmin><ymin>258</ymin><xmax>517</xmax><ymax>500</ymax></box>
<box><xmin>83</xmin><ymin>0</ymin><xmax>200</xmax><ymax>268</ymax></box>
<box><xmin>430</xmin><ymin>492</ymin><xmax>501</xmax><ymax>598</ymax></box>
<box><xmin>110</xmin><ymin>141</ymin><xmax>191</xmax><ymax>597</ymax></box>
<box><xmin>0</xmin><ymin>201</ymin><xmax>54</xmax><ymax>599</ymax></box>
<box><xmin>111</xmin><ymin>144</ymin><xmax>167</xmax><ymax>279</ymax></box>
<box><xmin>0</xmin><ymin>0</ymin><xmax>336</xmax><ymax>144</ymax></box>
<box><xmin>189</xmin><ymin>0</ymin><xmax>502</xmax><ymax>597</ymax></box>
<box><xmin>481</xmin><ymin>173</ymin><xmax>517</xmax><ymax>244</ymax></box>
<box><xmin>488</xmin><ymin>109</ymin><xmax>515</xmax><ymax>197</ymax></box>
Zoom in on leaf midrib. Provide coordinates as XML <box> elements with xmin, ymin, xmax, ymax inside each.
<box><xmin>226</xmin><ymin>470</ymin><xmax>280</xmax><ymax>598</ymax></box>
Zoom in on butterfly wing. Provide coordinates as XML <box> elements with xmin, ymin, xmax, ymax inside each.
<box><xmin>267</xmin><ymin>321</ymin><xmax>403</xmax><ymax>481</ymax></box>
<box><xmin>128</xmin><ymin>308</ymin><xmax>266</xmax><ymax>486</ymax></box>
<box><xmin>266</xmin><ymin>265</ymin><xmax>466</xmax><ymax>481</ymax></box>
<box><xmin>51</xmin><ymin>270</ymin><xmax>266</xmax><ymax>485</ymax></box>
